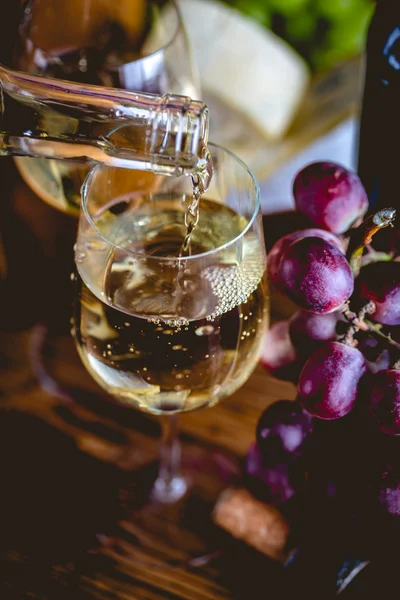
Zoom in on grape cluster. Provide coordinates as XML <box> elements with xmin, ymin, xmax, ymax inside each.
<box><xmin>249</xmin><ymin>160</ymin><xmax>400</xmax><ymax>537</ymax></box>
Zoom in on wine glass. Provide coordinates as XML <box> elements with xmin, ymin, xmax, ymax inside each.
<box><xmin>12</xmin><ymin>0</ymin><xmax>200</xmax><ymax>215</ymax></box>
<box><xmin>72</xmin><ymin>142</ymin><xmax>268</xmax><ymax>564</ymax></box>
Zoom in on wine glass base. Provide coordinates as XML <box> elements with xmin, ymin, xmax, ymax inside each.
<box><xmin>101</xmin><ymin>445</ymin><xmax>241</xmax><ymax>570</ymax></box>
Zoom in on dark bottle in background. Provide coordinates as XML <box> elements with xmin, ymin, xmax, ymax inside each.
<box><xmin>358</xmin><ymin>0</ymin><xmax>400</xmax><ymax>211</ymax></box>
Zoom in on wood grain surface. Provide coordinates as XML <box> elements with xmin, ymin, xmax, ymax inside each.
<box><xmin>0</xmin><ymin>6</ymin><xmax>377</xmax><ymax>597</ymax></box>
<box><xmin>0</xmin><ymin>154</ymin><xmax>387</xmax><ymax>600</ymax></box>
<box><xmin>0</xmin><ymin>158</ymin><xmax>298</xmax><ymax>600</ymax></box>
<box><xmin>0</xmin><ymin>328</ymin><xmax>296</xmax><ymax>600</ymax></box>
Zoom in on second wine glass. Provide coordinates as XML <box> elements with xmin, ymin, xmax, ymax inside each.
<box><xmin>12</xmin><ymin>0</ymin><xmax>200</xmax><ymax>215</ymax></box>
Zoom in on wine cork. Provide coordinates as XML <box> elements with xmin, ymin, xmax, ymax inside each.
<box><xmin>212</xmin><ymin>488</ymin><xmax>290</xmax><ymax>562</ymax></box>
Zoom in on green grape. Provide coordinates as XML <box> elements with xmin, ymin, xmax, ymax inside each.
<box><xmin>233</xmin><ymin>0</ymin><xmax>271</xmax><ymax>28</ymax></box>
<box><xmin>310</xmin><ymin>0</ymin><xmax>374</xmax><ymax>70</ymax></box>
<box><xmin>327</xmin><ymin>4</ymin><xmax>373</xmax><ymax>54</ymax></box>
<box><xmin>315</xmin><ymin>0</ymin><xmax>371</xmax><ymax>23</ymax></box>
<box><xmin>267</xmin><ymin>0</ymin><xmax>312</xmax><ymax>17</ymax></box>
<box><xmin>285</xmin><ymin>10</ymin><xmax>317</xmax><ymax>42</ymax></box>
<box><xmin>312</xmin><ymin>34</ymin><xmax>361</xmax><ymax>71</ymax></box>
<box><xmin>310</xmin><ymin>47</ymin><xmax>342</xmax><ymax>71</ymax></box>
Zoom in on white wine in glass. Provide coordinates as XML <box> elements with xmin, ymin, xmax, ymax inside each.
<box><xmin>74</xmin><ymin>195</ymin><xmax>266</xmax><ymax>414</ymax></box>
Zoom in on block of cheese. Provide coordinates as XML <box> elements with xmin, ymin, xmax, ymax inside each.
<box><xmin>145</xmin><ymin>0</ymin><xmax>310</xmax><ymax>140</ymax></box>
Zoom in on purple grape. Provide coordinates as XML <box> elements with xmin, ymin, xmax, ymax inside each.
<box><xmin>260</xmin><ymin>320</ymin><xmax>297</xmax><ymax>371</ymax></box>
<box><xmin>306</xmin><ymin>420</ymin><xmax>357</xmax><ymax>514</ymax></box>
<box><xmin>384</xmin><ymin>226</ymin><xmax>400</xmax><ymax>255</ymax></box>
<box><xmin>375</xmin><ymin>463</ymin><xmax>400</xmax><ymax>517</ymax></box>
<box><xmin>356</xmin><ymin>332</ymin><xmax>391</xmax><ymax>374</ymax></box>
<box><xmin>358</xmin><ymin>262</ymin><xmax>400</xmax><ymax>326</ymax></box>
<box><xmin>256</xmin><ymin>400</ymin><xmax>313</xmax><ymax>463</ymax></box>
<box><xmin>279</xmin><ymin>237</ymin><xmax>354</xmax><ymax>314</ymax></box>
<box><xmin>289</xmin><ymin>310</ymin><xmax>338</xmax><ymax>358</ymax></box>
<box><xmin>245</xmin><ymin>443</ymin><xmax>298</xmax><ymax>505</ymax></box>
<box><xmin>293</xmin><ymin>161</ymin><xmax>368</xmax><ymax>234</ymax></box>
<box><xmin>390</xmin><ymin>326</ymin><xmax>400</xmax><ymax>344</ymax></box>
<box><xmin>307</xmin><ymin>419</ymin><xmax>400</xmax><ymax>550</ymax></box>
<box><xmin>369</xmin><ymin>369</ymin><xmax>400</xmax><ymax>435</ymax></box>
<box><xmin>367</xmin><ymin>220</ymin><xmax>400</xmax><ymax>254</ymax></box>
<box><xmin>267</xmin><ymin>228</ymin><xmax>344</xmax><ymax>286</ymax></box>
<box><xmin>298</xmin><ymin>341</ymin><xmax>366</xmax><ymax>419</ymax></box>
<box><xmin>355</xmin><ymin>459</ymin><xmax>400</xmax><ymax>526</ymax></box>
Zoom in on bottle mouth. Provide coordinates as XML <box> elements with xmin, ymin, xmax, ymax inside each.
<box><xmin>146</xmin><ymin>95</ymin><xmax>209</xmax><ymax>173</ymax></box>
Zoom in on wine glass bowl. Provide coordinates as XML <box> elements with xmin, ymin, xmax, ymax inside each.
<box><xmin>73</xmin><ymin>143</ymin><xmax>268</xmax><ymax>416</ymax></box>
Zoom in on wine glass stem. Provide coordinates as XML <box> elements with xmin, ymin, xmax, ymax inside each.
<box><xmin>152</xmin><ymin>414</ymin><xmax>188</xmax><ymax>503</ymax></box>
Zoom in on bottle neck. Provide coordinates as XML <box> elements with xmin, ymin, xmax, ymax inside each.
<box><xmin>0</xmin><ymin>65</ymin><xmax>209</xmax><ymax>175</ymax></box>
<box><xmin>144</xmin><ymin>93</ymin><xmax>209</xmax><ymax>176</ymax></box>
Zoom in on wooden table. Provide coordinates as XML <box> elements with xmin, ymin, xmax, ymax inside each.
<box><xmin>0</xmin><ymin>159</ymin><xmax>395</xmax><ymax>599</ymax></box>
<box><xmin>0</xmin><ymin>158</ymin><xmax>301</xmax><ymax>600</ymax></box>
<box><xmin>0</xmin><ymin>325</ymin><xmax>298</xmax><ymax>600</ymax></box>
<box><xmin>0</xmin><ymin>10</ymin><xmax>388</xmax><ymax>597</ymax></box>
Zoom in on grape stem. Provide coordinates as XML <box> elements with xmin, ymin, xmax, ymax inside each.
<box><xmin>342</xmin><ymin>301</ymin><xmax>375</xmax><ymax>332</ymax></box>
<box><xmin>341</xmin><ymin>301</ymin><xmax>400</xmax><ymax>353</ymax></box>
<box><xmin>346</xmin><ymin>208</ymin><xmax>396</xmax><ymax>277</ymax></box>
<box><xmin>340</xmin><ymin>301</ymin><xmax>375</xmax><ymax>346</ymax></box>
<box><xmin>364</xmin><ymin>319</ymin><xmax>400</xmax><ymax>353</ymax></box>
<box><xmin>341</xmin><ymin>325</ymin><xmax>357</xmax><ymax>347</ymax></box>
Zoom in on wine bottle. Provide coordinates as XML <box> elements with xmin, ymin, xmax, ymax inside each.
<box><xmin>358</xmin><ymin>0</ymin><xmax>400</xmax><ymax>211</ymax></box>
